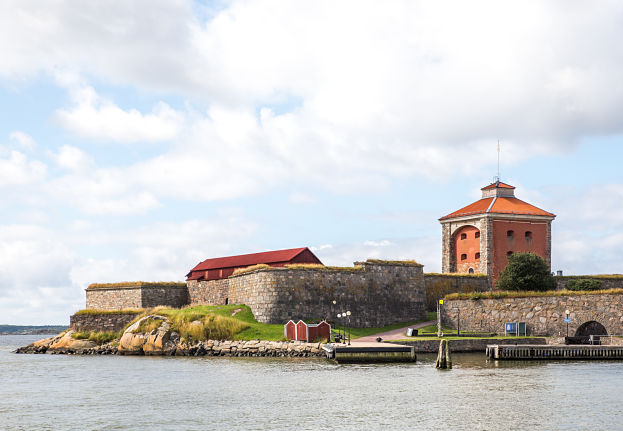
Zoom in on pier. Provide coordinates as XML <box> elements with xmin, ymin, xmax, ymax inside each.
<box><xmin>323</xmin><ymin>342</ymin><xmax>416</xmax><ymax>363</ymax></box>
<box><xmin>487</xmin><ymin>344</ymin><xmax>623</xmax><ymax>360</ymax></box>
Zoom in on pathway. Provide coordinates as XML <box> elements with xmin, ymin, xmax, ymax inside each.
<box><xmin>355</xmin><ymin>320</ymin><xmax>435</xmax><ymax>342</ymax></box>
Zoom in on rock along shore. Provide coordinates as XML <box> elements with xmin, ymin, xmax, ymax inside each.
<box><xmin>14</xmin><ymin>315</ymin><xmax>327</xmax><ymax>358</ymax></box>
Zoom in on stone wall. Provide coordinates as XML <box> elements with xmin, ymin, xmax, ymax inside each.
<box><xmin>70</xmin><ymin>312</ymin><xmax>139</xmax><ymax>332</ymax></box>
<box><xmin>86</xmin><ymin>287</ymin><xmax>142</xmax><ymax>309</ymax></box>
<box><xmin>86</xmin><ymin>283</ymin><xmax>187</xmax><ymax>310</ymax></box>
<box><xmin>555</xmin><ymin>276</ymin><xmax>623</xmax><ymax>291</ymax></box>
<box><xmin>441</xmin><ymin>293</ymin><xmax>623</xmax><ymax>336</ymax></box>
<box><xmin>395</xmin><ymin>337</ymin><xmax>547</xmax><ymax>353</ymax></box>
<box><xmin>141</xmin><ymin>286</ymin><xmax>188</xmax><ymax>308</ymax></box>
<box><xmin>424</xmin><ymin>274</ymin><xmax>490</xmax><ymax>311</ymax></box>
<box><xmin>188</xmin><ymin>279</ymin><xmax>229</xmax><ymax>305</ymax></box>
<box><xmin>190</xmin><ymin>261</ymin><xmax>427</xmax><ymax>327</ymax></box>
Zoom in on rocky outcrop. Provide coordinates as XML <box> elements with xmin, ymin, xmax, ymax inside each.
<box><xmin>15</xmin><ymin>330</ymin><xmax>99</xmax><ymax>354</ymax></box>
<box><xmin>16</xmin><ymin>328</ymin><xmax>326</xmax><ymax>358</ymax></box>
<box><xmin>118</xmin><ymin>315</ymin><xmax>177</xmax><ymax>355</ymax></box>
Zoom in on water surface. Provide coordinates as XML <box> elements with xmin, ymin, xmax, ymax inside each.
<box><xmin>2</xmin><ymin>335</ymin><xmax>623</xmax><ymax>430</ymax></box>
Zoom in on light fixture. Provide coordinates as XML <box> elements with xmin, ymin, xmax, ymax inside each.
<box><xmin>346</xmin><ymin>311</ymin><xmax>351</xmax><ymax>316</ymax></box>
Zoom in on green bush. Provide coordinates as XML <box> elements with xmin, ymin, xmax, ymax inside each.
<box><xmin>566</xmin><ymin>279</ymin><xmax>603</xmax><ymax>291</ymax></box>
<box><xmin>496</xmin><ymin>252</ymin><xmax>556</xmax><ymax>292</ymax></box>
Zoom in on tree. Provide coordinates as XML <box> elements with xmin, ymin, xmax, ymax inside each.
<box><xmin>496</xmin><ymin>252</ymin><xmax>556</xmax><ymax>291</ymax></box>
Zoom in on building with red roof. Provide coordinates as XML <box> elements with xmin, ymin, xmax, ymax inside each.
<box><xmin>186</xmin><ymin>247</ymin><xmax>322</xmax><ymax>281</ymax></box>
<box><xmin>440</xmin><ymin>181</ymin><xmax>555</xmax><ymax>284</ymax></box>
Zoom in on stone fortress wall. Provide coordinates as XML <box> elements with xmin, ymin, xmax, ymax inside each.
<box><xmin>82</xmin><ymin>261</ymin><xmax>495</xmax><ymax>329</ymax></box>
<box><xmin>189</xmin><ymin>260</ymin><xmax>428</xmax><ymax>327</ymax></box>
<box><xmin>441</xmin><ymin>292</ymin><xmax>623</xmax><ymax>336</ymax></box>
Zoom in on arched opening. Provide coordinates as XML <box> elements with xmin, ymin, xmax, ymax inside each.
<box><xmin>453</xmin><ymin>225</ymin><xmax>481</xmax><ymax>274</ymax></box>
<box><xmin>575</xmin><ymin>321</ymin><xmax>607</xmax><ymax>337</ymax></box>
<box><xmin>468</xmin><ymin>268</ymin><xmax>474</xmax><ymax>274</ymax></box>
<box><xmin>225</xmin><ymin>297</ymin><xmax>229</xmax><ymax>305</ymax></box>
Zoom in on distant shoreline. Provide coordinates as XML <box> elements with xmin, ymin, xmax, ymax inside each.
<box><xmin>0</xmin><ymin>326</ymin><xmax>69</xmax><ymax>336</ymax></box>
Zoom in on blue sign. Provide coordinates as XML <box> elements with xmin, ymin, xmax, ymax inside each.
<box><xmin>564</xmin><ymin>318</ymin><xmax>571</xmax><ymax>323</ymax></box>
<box><xmin>505</xmin><ymin>323</ymin><xmax>516</xmax><ymax>332</ymax></box>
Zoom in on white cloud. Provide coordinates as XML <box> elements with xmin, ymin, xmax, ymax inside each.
<box><xmin>54</xmin><ymin>145</ymin><xmax>92</xmax><ymax>171</ymax></box>
<box><xmin>55</xmin><ymin>85</ymin><xmax>184</xmax><ymax>143</ymax></box>
<box><xmin>0</xmin><ymin>150</ymin><xmax>46</xmax><ymax>186</ymax></box>
<box><xmin>9</xmin><ymin>131</ymin><xmax>36</xmax><ymax>151</ymax></box>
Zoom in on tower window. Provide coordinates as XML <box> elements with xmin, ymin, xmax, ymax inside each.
<box><xmin>475</xmin><ymin>232</ymin><xmax>480</xmax><ymax>239</ymax></box>
<box><xmin>525</xmin><ymin>231</ymin><xmax>532</xmax><ymax>240</ymax></box>
<box><xmin>507</xmin><ymin>251</ymin><xmax>513</xmax><ymax>257</ymax></box>
<box><xmin>468</xmin><ymin>268</ymin><xmax>474</xmax><ymax>274</ymax></box>
<box><xmin>507</xmin><ymin>230</ymin><xmax>514</xmax><ymax>238</ymax></box>
<box><xmin>460</xmin><ymin>233</ymin><xmax>467</xmax><ymax>240</ymax></box>
<box><xmin>475</xmin><ymin>252</ymin><xmax>480</xmax><ymax>260</ymax></box>
<box><xmin>460</xmin><ymin>253</ymin><xmax>467</xmax><ymax>261</ymax></box>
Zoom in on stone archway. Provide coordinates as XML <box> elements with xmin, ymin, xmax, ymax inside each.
<box><xmin>575</xmin><ymin>321</ymin><xmax>608</xmax><ymax>337</ymax></box>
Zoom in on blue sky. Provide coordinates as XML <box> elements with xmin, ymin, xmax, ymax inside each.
<box><xmin>1</xmin><ymin>1</ymin><xmax>623</xmax><ymax>324</ymax></box>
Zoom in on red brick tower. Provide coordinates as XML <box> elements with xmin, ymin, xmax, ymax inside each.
<box><xmin>439</xmin><ymin>181</ymin><xmax>555</xmax><ymax>285</ymax></box>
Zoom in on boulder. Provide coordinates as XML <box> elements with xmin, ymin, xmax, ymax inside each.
<box><xmin>49</xmin><ymin>330</ymin><xmax>96</xmax><ymax>350</ymax></box>
<box><xmin>118</xmin><ymin>315</ymin><xmax>177</xmax><ymax>356</ymax></box>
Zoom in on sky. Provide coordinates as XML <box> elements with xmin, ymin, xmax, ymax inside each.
<box><xmin>1</xmin><ymin>0</ymin><xmax>623</xmax><ymax>324</ymax></box>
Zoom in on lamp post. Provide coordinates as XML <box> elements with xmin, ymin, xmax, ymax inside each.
<box><xmin>565</xmin><ymin>309</ymin><xmax>570</xmax><ymax>337</ymax></box>
<box><xmin>332</xmin><ymin>300</ymin><xmax>337</xmax><ymax>343</ymax></box>
<box><xmin>337</xmin><ymin>313</ymin><xmax>342</xmax><ymax>343</ymax></box>
<box><xmin>341</xmin><ymin>312</ymin><xmax>347</xmax><ymax>344</ymax></box>
<box><xmin>346</xmin><ymin>311</ymin><xmax>351</xmax><ymax>345</ymax></box>
<box><xmin>455</xmin><ymin>308</ymin><xmax>461</xmax><ymax>337</ymax></box>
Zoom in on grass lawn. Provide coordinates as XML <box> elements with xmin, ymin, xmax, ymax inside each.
<box><xmin>156</xmin><ymin>304</ymin><xmax>287</xmax><ymax>341</ymax></box>
<box><xmin>392</xmin><ymin>336</ymin><xmax>541</xmax><ymax>342</ymax></box>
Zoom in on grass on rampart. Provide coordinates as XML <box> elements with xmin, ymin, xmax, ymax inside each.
<box><xmin>72</xmin><ymin>330</ymin><xmax>120</xmax><ymax>345</ymax></box>
<box><xmin>444</xmin><ymin>288</ymin><xmax>623</xmax><ymax>301</ymax></box>
<box><xmin>364</xmin><ymin>259</ymin><xmax>422</xmax><ymax>266</ymax></box>
<box><xmin>424</xmin><ymin>272</ymin><xmax>488</xmax><ymax>278</ymax></box>
<box><xmin>73</xmin><ymin>308</ymin><xmax>144</xmax><ymax>316</ymax></box>
<box><xmin>556</xmin><ymin>274</ymin><xmax>623</xmax><ymax>279</ymax></box>
<box><xmin>133</xmin><ymin>318</ymin><xmax>163</xmax><ymax>334</ymax></box>
<box><xmin>87</xmin><ymin>281</ymin><xmax>186</xmax><ymax>289</ymax></box>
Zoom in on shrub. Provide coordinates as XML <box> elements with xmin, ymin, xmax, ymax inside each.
<box><xmin>496</xmin><ymin>252</ymin><xmax>556</xmax><ymax>292</ymax></box>
<box><xmin>72</xmin><ymin>331</ymin><xmax>120</xmax><ymax>345</ymax></box>
<box><xmin>566</xmin><ymin>279</ymin><xmax>603</xmax><ymax>291</ymax></box>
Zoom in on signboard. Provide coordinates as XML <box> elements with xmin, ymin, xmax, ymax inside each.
<box><xmin>564</xmin><ymin>318</ymin><xmax>571</xmax><ymax>323</ymax></box>
<box><xmin>505</xmin><ymin>322</ymin><xmax>517</xmax><ymax>336</ymax></box>
<box><xmin>439</xmin><ymin>300</ymin><xmax>444</xmax><ymax>305</ymax></box>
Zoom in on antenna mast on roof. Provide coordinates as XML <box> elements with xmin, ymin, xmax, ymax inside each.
<box><xmin>496</xmin><ymin>140</ymin><xmax>501</xmax><ymax>183</ymax></box>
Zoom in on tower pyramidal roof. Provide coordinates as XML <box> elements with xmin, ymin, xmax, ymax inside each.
<box><xmin>439</xmin><ymin>181</ymin><xmax>555</xmax><ymax>220</ymax></box>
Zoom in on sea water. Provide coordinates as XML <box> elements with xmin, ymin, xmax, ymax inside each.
<box><xmin>2</xmin><ymin>335</ymin><xmax>623</xmax><ymax>430</ymax></box>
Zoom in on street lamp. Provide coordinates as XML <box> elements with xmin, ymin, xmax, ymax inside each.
<box><xmin>565</xmin><ymin>309</ymin><xmax>570</xmax><ymax>337</ymax></box>
<box><xmin>455</xmin><ymin>308</ymin><xmax>461</xmax><ymax>337</ymax></box>
<box><xmin>342</xmin><ymin>312</ymin><xmax>347</xmax><ymax>344</ymax></box>
<box><xmin>337</xmin><ymin>313</ymin><xmax>342</xmax><ymax>343</ymax></box>
<box><xmin>346</xmin><ymin>311</ymin><xmax>351</xmax><ymax>345</ymax></box>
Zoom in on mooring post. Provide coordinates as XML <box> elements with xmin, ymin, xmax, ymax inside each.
<box><xmin>436</xmin><ymin>340</ymin><xmax>452</xmax><ymax>369</ymax></box>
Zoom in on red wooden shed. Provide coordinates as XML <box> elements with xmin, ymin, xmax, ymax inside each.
<box><xmin>284</xmin><ymin>320</ymin><xmax>331</xmax><ymax>342</ymax></box>
<box><xmin>186</xmin><ymin>247</ymin><xmax>323</xmax><ymax>281</ymax></box>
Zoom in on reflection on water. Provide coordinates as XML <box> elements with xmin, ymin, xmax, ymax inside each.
<box><xmin>2</xmin><ymin>335</ymin><xmax>623</xmax><ymax>430</ymax></box>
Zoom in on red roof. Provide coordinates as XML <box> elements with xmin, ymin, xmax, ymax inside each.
<box><xmin>440</xmin><ymin>197</ymin><xmax>555</xmax><ymax>220</ymax></box>
<box><xmin>186</xmin><ymin>247</ymin><xmax>322</xmax><ymax>279</ymax></box>
<box><xmin>481</xmin><ymin>181</ymin><xmax>515</xmax><ymax>190</ymax></box>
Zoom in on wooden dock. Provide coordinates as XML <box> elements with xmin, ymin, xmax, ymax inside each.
<box><xmin>487</xmin><ymin>344</ymin><xmax>623</xmax><ymax>360</ymax></box>
<box><xmin>323</xmin><ymin>342</ymin><xmax>416</xmax><ymax>363</ymax></box>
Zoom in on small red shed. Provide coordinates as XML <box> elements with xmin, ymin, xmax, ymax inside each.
<box><xmin>284</xmin><ymin>320</ymin><xmax>331</xmax><ymax>342</ymax></box>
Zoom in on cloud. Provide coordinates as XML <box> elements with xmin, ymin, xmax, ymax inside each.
<box><xmin>0</xmin><ymin>150</ymin><xmax>46</xmax><ymax>186</ymax></box>
<box><xmin>55</xmin><ymin>85</ymin><xmax>185</xmax><ymax>143</ymax></box>
<box><xmin>9</xmin><ymin>131</ymin><xmax>36</xmax><ymax>150</ymax></box>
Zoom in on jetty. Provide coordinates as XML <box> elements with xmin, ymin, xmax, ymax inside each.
<box><xmin>487</xmin><ymin>344</ymin><xmax>623</xmax><ymax>360</ymax></box>
<box><xmin>323</xmin><ymin>342</ymin><xmax>416</xmax><ymax>363</ymax></box>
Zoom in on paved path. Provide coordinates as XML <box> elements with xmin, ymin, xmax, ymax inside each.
<box><xmin>355</xmin><ymin>320</ymin><xmax>436</xmax><ymax>342</ymax></box>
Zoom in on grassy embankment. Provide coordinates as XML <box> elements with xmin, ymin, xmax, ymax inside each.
<box><xmin>71</xmin><ymin>305</ymin><xmax>435</xmax><ymax>344</ymax></box>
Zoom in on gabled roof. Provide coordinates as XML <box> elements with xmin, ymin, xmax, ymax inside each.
<box><xmin>187</xmin><ymin>247</ymin><xmax>318</xmax><ymax>274</ymax></box>
<box><xmin>440</xmin><ymin>195</ymin><xmax>555</xmax><ymax>220</ymax></box>
<box><xmin>481</xmin><ymin>181</ymin><xmax>515</xmax><ymax>190</ymax></box>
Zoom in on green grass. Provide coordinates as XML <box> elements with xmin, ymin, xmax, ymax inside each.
<box><xmin>73</xmin><ymin>308</ymin><xmax>144</xmax><ymax>316</ymax></box>
<box><xmin>427</xmin><ymin>311</ymin><xmax>437</xmax><ymax>321</ymax></box>
<box><xmin>364</xmin><ymin>259</ymin><xmax>422</xmax><ymax>266</ymax></box>
<box><xmin>444</xmin><ymin>288</ymin><xmax>623</xmax><ymax>301</ymax></box>
<box><xmin>392</xmin><ymin>335</ymin><xmax>539</xmax><ymax>341</ymax></box>
<box><xmin>71</xmin><ymin>330</ymin><xmax>120</xmax><ymax>345</ymax></box>
<box><xmin>133</xmin><ymin>318</ymin><xmax>163</xmax><ymax>333</ymax></box>
<box><xmin>87</xmin><ymin>281</ymin><xmax>186</xmax><ymax>289</ymax></box>
<box><xmin>329</xmin><ymin>318</ymin><xmax>430</xmax><ymax>339</ymax></box>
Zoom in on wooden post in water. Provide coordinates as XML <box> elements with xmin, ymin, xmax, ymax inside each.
<box><xmin>435</xmin><ymin>340</ymin><xmax>452</xmax><ymax>369</ymax></box>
